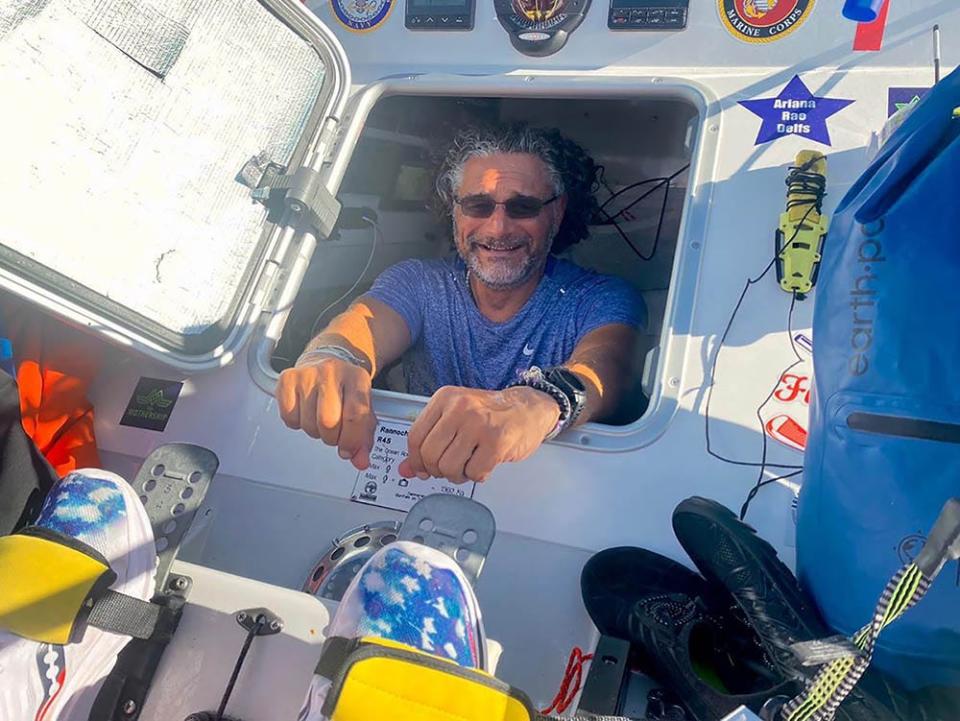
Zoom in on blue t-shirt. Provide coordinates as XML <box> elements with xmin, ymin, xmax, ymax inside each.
<box><xmin>366</xmin><ymin>256</ymin><xmax>646</xmax><ymax>395</ymax></box>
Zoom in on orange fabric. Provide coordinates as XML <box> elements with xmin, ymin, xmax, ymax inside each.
<box><xmin>1</xmin><ymin>298</ymin><xmax>101</xmax><ymax>476</ymax></box>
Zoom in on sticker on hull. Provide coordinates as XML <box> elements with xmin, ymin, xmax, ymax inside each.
<box><xmin>718</xmin><ymin>0</ymin><xmax>816</xmax><ymax>44</ymax></box>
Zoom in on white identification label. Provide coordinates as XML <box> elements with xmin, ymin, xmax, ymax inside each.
<box><xmin>351</xmin><ymin>421</ymin><xmax>476</xmax><ymax>512</ymax></box>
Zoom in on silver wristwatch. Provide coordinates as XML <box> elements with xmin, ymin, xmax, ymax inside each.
<box><xmin>508</xmin><ymin>366</ymin><xmax>574</xmax><ymax>441</ymax></box>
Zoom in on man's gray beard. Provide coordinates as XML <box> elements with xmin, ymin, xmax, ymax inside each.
<box><xmin>464</xmin><ymin>240</ymin><xmax>540</xmax><ymax>289</ymax></box>
<box><xmin>456</xmin><ymin>219</ymin><xmax>558</xmax><ymax>290</ymax></box>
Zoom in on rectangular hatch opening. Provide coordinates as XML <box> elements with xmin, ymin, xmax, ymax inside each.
<box><xmin>272</xmin><ymin>93</ymin><xmax>699</xmax><ymax>426</ymax></box>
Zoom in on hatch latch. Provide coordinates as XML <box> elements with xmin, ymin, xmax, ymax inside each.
<box><xmin>238</xmin><ymin>153</ymin><xmax>341</xmax><ymax>240</ymax></box>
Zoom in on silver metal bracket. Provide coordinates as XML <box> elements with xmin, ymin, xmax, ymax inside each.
<box><xmin>235</xmin><ymin>608</ymin><xmax>284</xmax><ymax>636</ymax></box>
<box><xmin>163</xmin><ymin>573</ymin><xmax>193</xmax><ymax>600</ymax></box>
<box><xmin>239</xmin><ymin>153</ymin><xmax>341</xmax><ymax>239</ymax></box>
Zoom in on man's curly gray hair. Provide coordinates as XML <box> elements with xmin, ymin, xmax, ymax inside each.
<box><xmin>435</xmin><ymin>123</ymin><xmax>599</xmax><ymax>254</ymax></box>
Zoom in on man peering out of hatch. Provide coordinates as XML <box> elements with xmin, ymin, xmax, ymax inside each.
<box><xmin>276</xmin><ymin>123</ymin><xmax>646</xmax><ymax>482</ymax></box>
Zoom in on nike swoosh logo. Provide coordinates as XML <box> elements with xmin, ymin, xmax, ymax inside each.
<box><xmin>522</xmin><ymin>344</ymin><xmax>535</xmax><ymax>356</ymax></box>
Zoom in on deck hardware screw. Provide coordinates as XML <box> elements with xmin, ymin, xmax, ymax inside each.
<box><xmin>270</xmin><ymin>620</ymin><xmax>282</xmax><ymax>632</ymax></box>
<box><xmin>237</xmin><ymin>612</ymin><xmax>247</xmax><ymax>623</ymax></box>
<box><xmin>122</xmin><ymin>700</ymin><xmax>137</xmax><ymax>715</ymax></box>
<box><xmin>172</xmin><ymin>577</ymin><xmax>188</xmax><ymax>591</ymax></box>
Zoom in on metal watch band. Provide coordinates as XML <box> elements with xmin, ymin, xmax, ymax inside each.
<box><xmin>542</xmin><ymin>366</ymin><xmax>587</xmax><ymax>428</ymax></box>
<box><xmin>295</xmin><ymin>345</ymin><xmax>367</xmax><ymax>370</ymax></box>
<box><xmin>507</xmin><ymin>367</ymin><xmax>572</xmax><ymax>441</ymax></box>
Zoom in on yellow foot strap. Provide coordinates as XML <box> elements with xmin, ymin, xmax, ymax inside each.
<box><xmin>0</xmin><ymin>526</ymin><xmax>169</xmax><ymax>645</ymax></box>
<box><xmin>0</xmin><ymin>526</ymin><xmax>115</xmax><ymax>644</ymax></box>
<box><xmin>318</xmin><ymin>636</ymin><xmax>536</xmax><ymax>721</ymax></box>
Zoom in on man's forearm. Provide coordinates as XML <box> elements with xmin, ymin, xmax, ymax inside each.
<box><xmin>563</xmin><ymin>324</ymin><xmax>638</xmax><ymax>425</ymax></box>
<box><xmin>301</xmin><ymin>297</ymin><xmax>412</xmax><ymax>379</ymax></box>
<box><xmin>303</xmin><ymin>327</ymin><xmax>375</xmax><ymax>375</ymax></box>
<box><xmin>565</xmin><ymin>358</ymin><xmax>628</xmax><ymax>425</ymax></box>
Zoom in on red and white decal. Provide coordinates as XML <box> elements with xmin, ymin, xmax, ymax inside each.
<box><xmin>773</xmin><ymin>372</ymin><xmax>811</xmax><ymax>406</ymax></box>
<box><xmin>762</xmin><ymin>355</ymin><xmax>812</xmax><ymax>452</ymax></box>
<box><xmin>766</xmin><ymin>414</ymin><xmax>808</xmax><ymax>451</ymax></box>
<box><xmin>852</xmin><ymin>0</ymin><xmax>890</xmax><ymax>51</ymax></box>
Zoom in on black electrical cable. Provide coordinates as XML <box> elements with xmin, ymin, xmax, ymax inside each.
<box><xmin>739</xmin><ymin>291</ymin><xmax>806</xmax><ymax>521</ymax></box>
<box><xmin>595</xmin><ymin>164</ymin><xmax>690</xmax><ymax>223</ymax></box>
<box><xmin>591</xmin><ymin>164</ymin><xmax>690</xmax><ymax>261</ymax></box>
<box><xmin>215</xmin><ymin>615</ymin><xmax>265</xmax><ymax>721</ymax></box>
<box><xmin>735</xmin><ymin>162</ymin><xmax>827</xmax><ymax>518</ymax></box>
<box><xmin>784</xmin><ymin>157</ymin><xmax>826</xmax><ymax>215</ymax></box>
<box><xmin>597</xmin><ymin>177</ymin><xmax>669</xmax><ymax>219</ymax></box>
<box><xmin>740</xmin><ymin>469</ymin><xmax>805</xmax><ymax>522</ymax></box>
<box><xmin>599</xmin><ymin>175</ymin><xmax>673</xmax><ymax>262</ymax></box>
<box><xmin>308</xmin><ymin>218</ymin><xmax>381</xmax><ymax>340</ymax></box>
<box><xmin>703</xmin><ymin>199</ymin><xmax>821</xmax><ymax>509</ymax></box>
<box><xmin>650</xmin><ymin>171</ymin><xmax>672</xmax><ymax>260</ymax></box>
<box><xmin>595</xmin><ymin>165</ymin><xmax>617</xmax><ymax>198</ymax></box>
<box><xmin>599</xmin><ymin>164</ymin><xmax>690</xmax><ymax>212</ymax></box>
<box><xmin>703</xmin><ymin>257</ymin><xmax>805</xmax><ymax>471</ymax></box>
<box><xmin>595</xmin><ymin>206</ymin><xmax>655</xmax><ymax>261</ymax></box>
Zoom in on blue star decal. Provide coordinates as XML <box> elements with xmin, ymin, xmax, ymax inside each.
<box><xmin>739</xmin><ymin>75</ymin><xmax>854</xmax><ymax>146</ymax></box>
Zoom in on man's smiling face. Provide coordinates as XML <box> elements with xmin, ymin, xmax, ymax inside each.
<box><xmin>453</xmin><ymin>153</ymin><xmax>565</xmax><ymax>290</ymax></box>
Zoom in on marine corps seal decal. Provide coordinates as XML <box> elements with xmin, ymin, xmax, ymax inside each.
<box><xmin>331</xmin><ymin>0</ymin><xmax>394</xmax><ymax>33</ymax></box>
<box><xmin>718</xmin><ymin>0</ymin><xmax>815</xmax><ymax>44</ymax></box>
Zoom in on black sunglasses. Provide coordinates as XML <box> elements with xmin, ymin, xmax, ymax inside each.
<box><xmin>454</xmin><ymin>193</ymin><xmax>559</xmax><ymax>219</ymax></box>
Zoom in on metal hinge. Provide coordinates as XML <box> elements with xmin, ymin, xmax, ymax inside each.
<box><xmin>315</xmin><ymin>115</ymin><xmax>342</xmax><ymax>165</ymax></box>
<box><xmin>237</xmin><ymin>153</ymin><xmax>341</xmax><ymax>240</ymax></box>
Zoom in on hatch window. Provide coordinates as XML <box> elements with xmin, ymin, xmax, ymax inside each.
<box><xmin>272</xmin><ymin>94</ymin><xmax>698</xmax><ymax>427</ymax></box>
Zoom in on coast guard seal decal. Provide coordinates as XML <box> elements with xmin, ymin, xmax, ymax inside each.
<box><xmin>331</xmin><ymin>0</ymin><xmax>393</xmax><ymax>32</ymax></box>
<box><xmin>718</xmin><ymin>0</ymin><xmax>815</xmax><ymax>44</ymax></box>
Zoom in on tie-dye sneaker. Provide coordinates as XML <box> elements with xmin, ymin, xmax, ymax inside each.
<box><xmin>298</xmin><ymin>541</ymin><xmax>486</xmax><ymax>721</ymax></box>
<box><xmin>0</xmin><ymin>470</ymin><xmax>156</xmax><ymax>721</ymax></box>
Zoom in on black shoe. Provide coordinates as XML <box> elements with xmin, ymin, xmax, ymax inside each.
<box><xmin>581</xmin><ymin>547</ymin><xmax>797</xmax><ymax>721</ymax></box>
<box><xmin>672</xmin><ymin>496</ymin><xmax>910</xmax><ymax>721</ymax></box>
<box><xmin>581</xmin><ymin>546</ymin><xmax>716</xmax><ymax>638</ymax></box>
<box><xmin>672</xmin><ymin>497</ymin><xmax>827</xmax><ymax>677</ymax></box>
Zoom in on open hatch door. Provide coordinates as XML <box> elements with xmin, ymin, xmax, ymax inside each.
<box><xmin>0</xmin><ymin>0</ymin><xmax>350</xmax><ymax>370</ymax></box>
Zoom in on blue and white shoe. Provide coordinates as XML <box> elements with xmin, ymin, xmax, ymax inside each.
<box><xmin>0</xmin><ymin>470</ymin><xmax>156</xmax><ymax>721</ymax></box>
<box><xmin>298</xmin><ymin>541</ymin><xmax>486</xmax><ymax>721</ymax></box>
